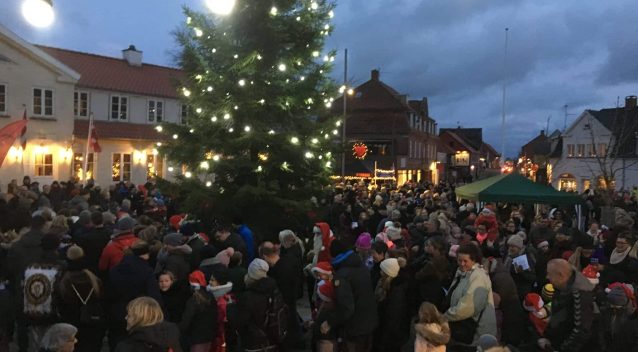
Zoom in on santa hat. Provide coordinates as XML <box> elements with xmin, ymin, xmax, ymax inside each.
<box><xmin>189</xmin><ymin>270</ymin><xmax>207</xmax><ymax>289</ymax></box>
<box><xmin>605</xmin><ymin>282</ymin><xmax>636</xmax><ymax>308</ymax></box>
<box><xmin>523</xmin><ymin>293</ymin><xmax>544</xmax><ymax>312</ymax></box>
<box><xmin>169</xmin><ymin>214</ymin><xmax>185</xmax><ymax>231</ymax></box>
<box><xmin>311</xmin><ymin>262</ymin><xmax>333</xmax><ymax>277</ymax></box>
<box><xmin>582</xmin><ymin>264</ymin><xmax>600</xmax><ymax>285</ymax></box>
<box><xmin>317</xmin><ymin>280</ymin><xmax>335</xmax><ymax>302</ymax></box>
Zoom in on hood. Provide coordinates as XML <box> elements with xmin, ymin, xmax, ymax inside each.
<box><xmin>128</xmin><ymin>321</ymin><xmax>178</xmax><ymax>348</ymax></box>
<box><xmin>210</xmin><ymin>282</ymin><xmax>233</xmax><ymax>299</ymax></box>
<box><xmin>570</xmin><ymin>269</ymin><xmax>595</xmax><ymax>292</ymax></box>
<box><xmin>315</xmin><ymin>222</ymin><xmax>333</xmax><ymax>246</ymax></box>
<box><xmin>415</xmin><ymin>322</ymin><xmax>451</xmax><ymax>346</ymax></box>
<box><xmin>112</xmin><ymin>234</ymin><xmax>137</xmax><ymax>250</ymax></box>
<box><xmin>247</xmin><ymin>276</ymin><xmax>278</xmax><ymax>294</ymax></box>
<box><xmin>168</xmin><ymin>244</ymin><xmax>193</xmax><ymax>255</ymax></box>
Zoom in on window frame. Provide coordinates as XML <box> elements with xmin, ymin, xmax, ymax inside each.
<box><xmin>0</xmin><ymin>83</ymin><xmax>7</xmax><ymax>114</ymax></box>
<box><xmin>32</xmin><ymin>87</ymin><xmax>54</xmax><ymax>117</ymax></box>
<box><xmin>577</xmin><ymin>144</ymin><xmax>585</xmax><ymax>158</ymax></box>
<box><xmin>73</xmin><ymin>152</ymin><xmax>95</xmax><ymax>180</ymax></box>
<box><xmin>110</xmin><ymin>95</ymin><xmax>129</xmax><ymax>120</ymax></box>
<box><xmin>34</xmin><ymin>153</ymin><xmax>53</xmax><ymax>176</ymax></box>
<box><xmin>567</xmin><ymin>144</ymin><xmax>575</xmax><ymax>158</ymax></box>
<box><xmin>112</xmin><ymin>153</ymin><xmax>132</xmax><ymax>181</ymax></box>
<box><xmin>74</xmin><ymin>90</ymin><xmax>90</xmax><ymax>117</ymax></box>
<box><xmin>148</xmin><ymin>99</ymin><xmax>164</xmax><ymax>122</ymax></box>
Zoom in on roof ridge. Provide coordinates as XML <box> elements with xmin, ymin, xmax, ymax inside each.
<box><xmin>35</xmin><ymin>44</ymin><xmax>181</xmax><ymax>71</ymax></box>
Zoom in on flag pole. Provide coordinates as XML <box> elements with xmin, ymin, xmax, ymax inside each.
<box><xmin>20</xmin><ymin>105</ymin><xmax>26</xmax><ymax>179</ymax></box>
<box><xmin>83</xmin><ymin>113</ymin><xmax>93</xmax><ymax>183</ymax></box>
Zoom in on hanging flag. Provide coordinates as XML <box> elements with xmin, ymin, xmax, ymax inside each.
<box><xmin>90</xmin><ymin>123</ymin><xmax>101</xmax><ymax>153</ymax></box>
<box><xmin>0</xmin><ymin>119</ymin><xmax>28</xmax><ymax>167</ymax></box>
<box><xmin>20</xmin><ymin>108</ymin><xmax>27</xmax><ymax>150</ymax></box>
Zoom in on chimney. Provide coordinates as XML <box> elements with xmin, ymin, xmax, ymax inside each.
<box><xmin>625</xmin><ymin>95</ymin><xmax>637</xmax><ymax>109</ymax></box>
<box><xmin>122</xmin><ymin>45</ymin><xmax>143</xmax><ymax>67</ymax></box>
<box><xmin>371</xmin><ymin>69</ymin><xmax>380</xmax><ymax>81</ymax></box>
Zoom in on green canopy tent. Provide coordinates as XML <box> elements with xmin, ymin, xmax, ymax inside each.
<box><xmin>455</xmin><ymin>173</ymin><xmax>584</xmax><ymax>228</ymax></box>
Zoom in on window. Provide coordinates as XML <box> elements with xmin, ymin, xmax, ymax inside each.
<box><xmin>577</xmin><ymin>144</ymin><xmax>585</xmax><ymax>157</ymax></box>
<box><xmin>180</xmin><ymin>104</ymin><xmax>191</xmax><ymax>124</ymax></box>
<box><xmin>112</xmin><ymin>153</ymin><xmax>131</xmax><ymax>181</ymax></box>
<box><xmin>33</xmin><ymin>88</ymin><xmax>53</xmax><ymax>116</ymax></box>
<box><xmin>35</xmin><ymin>153</ymin><xmax>53</xmax><ymax>176</ymax></box>
<box><xmin>587</xmin><ymin>144</ymin><xmax>596</xmax><ymax>157</ymax></box>
<box><xmin>111</xmin><ymin>95</ymin><xmax>128</xmax><ymax>120</ymax></box>
<box><xmin>567</xmin><ymin>144</ymin><xmax>575</xmax><ymax>157</ymax></box>
<box><xmin>74</xmin><ymin>91</ymin><xmax>89</xmax><ymax>117</ymax></box>
<box><xmin>148</xmin><ymin>99</ymin><xmax>164</xmax><ymax>122</ymax></box>
<box><xmin>0</xmin><ymin>84</ymin><xmax>6</xmax><ymax>114</ymax></box>
<box><xmin>598</xmin><ymin>144</ymin><xmax>607</xmax><ymax>157</ymax></box>
<box><xmin>73</xmin><ymin>152</ymin><xmax>95</xmax><ymax>180</ymax></box>
<box><xmin>147</xmin><ymin>154</ymin><xmax>163</xmax><ymax>179</ymax></box>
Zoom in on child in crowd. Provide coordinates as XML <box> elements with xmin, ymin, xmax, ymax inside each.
<box><xmin>414</xmin><ymin>302</ymin><xmax>450</xmax><ymax>352</ymax></box>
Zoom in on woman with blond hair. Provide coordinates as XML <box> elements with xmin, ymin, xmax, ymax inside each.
<box><xmin>114</xmin><ymin>296</ymin><xmax>182</xmax><ymax>352</ymax></box>
<box><xmin>414</xmin><ymin>302</ymin><xmax>450</xmax><ymax>352</ymax></box>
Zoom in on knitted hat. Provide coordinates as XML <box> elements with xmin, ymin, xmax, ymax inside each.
<box><xmin>317</xmin><ymin>280</ymin><xmax>335</xmax><ymax>302</ymax></box>
<box><xmin>380</xmin><ymin>258</ymin><xmax>400</xmax><ymax>278</ymax></box>
<box><xmin>582</xmin><ymin>264</ymin><xmax>600</xmax><ymax>285</ymax></box>
<box><xmin>163</xmin><ymin>233</ymin><xmax>184</xmax><ymax>246</ymax></box>
<box><xmin>476</xmin><ymin>335</ymin><xmax>499</xmax><ymax>352</ymax></box>
<box><xmin>384</xmin><ymin>221</ymin><xmax>394</xmax><ymax>229</ymax></box>
<box><xmin>386</xmin><ymin>227</ymin><xmax>402</xmax><ymax>241</ymax></box>
<box><xmin>542</xmin><ymin>284</ymin><xmax>555</xmax><ymax>301</ymax></box>
<box><xmin>189</xmin><ymin>270</ymin><xmax>207</xmax><ymax>289</ymax></box>
<box><xmin>246</xmin><ymin>258</ymin><xmax>269</xmax><ymax>281</ymax></box>
<box><xmin>355</xmin><ymin>233</ymin><xmax>372</xmax><ymax>250</ymax></box>
<box><xmin>311</xmin><ymin>262</ymin><xmax>333</xmax><ymax>276</ymax></box>
<box><xmin>66</xmin><ymin>245</ymin><xmax>84</xmax><ymax>261</ymax></box>
<box><xmin>523</xmin><ymin>293</ymin><xmax>544</xmax><ymax>312</ymax></box>
<box><xmin>211</xmin><ymin>247</ymin><xmax>234</xmax><ymax>267</ymax></box>
<box><xmin>113</xmin><ymin>216</ymin><xmax>137</xmax><ymax>236</ymax></box>
<box><xmin>605</xmin><ymin>282</ymin><xmax>636</xmax><ymax>307</ymax></box>
<box><xmin>506</xmin><ymin>234</ymin><xmax>524</xmax><ymax>249</ymax></box>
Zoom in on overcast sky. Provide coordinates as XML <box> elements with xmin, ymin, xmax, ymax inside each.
<box><xmin>2</xmin><ymin>0</ymin><xmax>637</xmax><ymax>157</ymax></box>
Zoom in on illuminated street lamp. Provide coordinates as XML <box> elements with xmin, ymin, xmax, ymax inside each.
<box><xmin>21</xmin><ymin>0</ymin><xmax>54</xmax><ymax>28</ymax></box>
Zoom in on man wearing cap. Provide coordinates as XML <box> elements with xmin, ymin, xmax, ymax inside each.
<box><xmin>98</xmin><ymin>216</ymin><xmax>138</xmax><ymax>272</ymax></box>
<box><xmin>541</xmin><ymin>259</ymin><xmax>595</xmax><ymax>352</ymax></box>
<box><xmin>321</xmin><ymin>239</ymin><xmax>377</xmax><ymax>352</ymax></box>
<box><xmin>156</xmin><ymin>233</ymin><xmax>193</xmax><ymax>282</ymax></box>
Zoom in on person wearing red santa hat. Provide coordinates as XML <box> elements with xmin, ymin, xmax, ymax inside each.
<box><xmin>523</xmin><ymin>293</ymin><xmax>550</xmax><ymax>337</ymax></box>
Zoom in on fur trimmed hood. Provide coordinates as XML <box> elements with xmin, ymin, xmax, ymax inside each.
<box><xmin>415</xmin><ymin>322</ymin><xmax>451</xmax><ymax>346</ymax></box>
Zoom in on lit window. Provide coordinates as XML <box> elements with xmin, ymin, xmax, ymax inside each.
<box><xmin>146</xmin><ymin>154</ymin><xmax>164</xmax><ymax>179</ymax></box>
<box><xmin>112</xmin><ymin>153</ymin><xmax>131</xmax><ymax>181</ymax></box>
<box><xmin>35</xmin><ymin>153</ymin><xmax>53</xmax><ymax>176</ymax></box>
<box><xmin>73</xmin><ymin>152</ymin><xmax>95</xmax><ymax>180</ymax></box>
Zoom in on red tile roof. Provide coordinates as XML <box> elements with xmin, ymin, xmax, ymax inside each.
<box><xmin>38</xmin><ymin>46</ymin><xmax>183</xmax><ymax>99</ymax></box>
<box><xmin>73</xmin><ymin>120</ymin><xmax>167</xmax><ymax>141</ymax></box>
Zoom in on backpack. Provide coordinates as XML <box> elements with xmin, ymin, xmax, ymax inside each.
<box><xmin>23</xmin><ymin>264</ymin><xmax>60</xmax><ymax>321</ymax></box>
<box><xmin>262</xmin><ymin>288</ymin><xmax>289</xmax><ymax>344</ymax></box>
<box><xmin>72</xmin><ymin>280</ymin><xmax>105</xmax><ymax>326</ymax></box>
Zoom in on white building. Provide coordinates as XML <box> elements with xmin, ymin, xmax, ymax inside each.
<box><xmin>0</xmin><ymin>24</ymin><xmax>184</xmax><ymax>188</ymax></box>
<box><xmin>549</xmin><ymin>96</ymin><xmax>638</xmax><ymax>193</ymax></box>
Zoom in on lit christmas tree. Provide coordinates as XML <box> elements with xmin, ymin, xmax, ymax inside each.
<box><xmin>158</xmin><ymin>0</ymin><xmax>340</xmax><ymax>232</ymax></box>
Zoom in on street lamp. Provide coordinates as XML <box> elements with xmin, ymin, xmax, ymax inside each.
<box><xmin>21</xmin><ymin>0</ymin><xmax>54</xmax><ymax>28</ymax></box>
<box><xmin>205</xmin><ymin>0</ymin><xmax>236</xmax><ymax>15</ymax></box>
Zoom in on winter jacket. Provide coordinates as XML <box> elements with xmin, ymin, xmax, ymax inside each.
<box><xmin>209</xmin><ymin>282</ymin><xmax>234</xmax><ymax>352</ymax></box>
<box><xmin>376</xmin><ymin>273</ymin><xmax>410</xmax><ymax>352</ymax></box>
<box><xmin>545</xmin><ymin>268</ymin><xmax>595</xmax><ymax>352</ymax></box>
<box><xmin>238</xmin><ymin>276</ymin><xmax>279</xmax><ymax>350</ymax></box>
<box><xmin>414</xmin><ymin>322</ymin><xmax>450</xmax><ymax>352</ymax></box>
<box><xmin>160</xmin><ymin>281</ymin><xmax>191</xmax><ymax>323</ymax></box>
<box><xmin>155</xmin><ymin>245</ymin><xmax>192</xmax><ymax>282</ymax></box>
<box><xmin>75</xmin><ymin>226</ymin><xmax>111</xmax><ymax>276</ymax></box>
<box><xmin>269</xmin><ymin>246</ymin><xmax>303</xmax><ymax>305</ymax></box>
<box><xmin>185</xmin><ymin>234</ymin><xmax>206</xmax><ymax>270</ymax></box>
<box><xmin>228</xmin><ymin>265</ymin><xmax>247</xmax><ymax>294</ymax></box>
<box><xmin>414</xmin><ymin>254</ymin><xmax>449</xmax><ymax>312</ymax></box>
<box><xmin>6</xmin><ymin>228</ymin><xmax>45</xmax><ymax>291</ymax></box>
<box><xmin>215</xmin><ymin>233</ymin><xmax>248</xmax><ymax>267</ymax></box>
<box><xmin>179</xmin><ymin>291</ymin><xmax>218</xmax><ymax>345</ymax></box>
<box><xmin>503</xmin><ymin>249</ymin><xmax>537</xmax><ymax>300</ymax></box>
<box><xmin>99</xmin><ymin>233</ymin><xmax>138</xmax><ymax>272</ymax></box>
<box><xmin>236</xmin><ymin>224</ymin><xmax>256</xmax><ymax>263</ymax></box>
<box><xmin>327</xmin><ymin>251</ymin><xmax>378</xmax><ymax>339</ymax></box>
<box><xmin>114</xmin><ymin>321</ymin><xmax>182</xmax><ymax>352</ymax></box>
<box><xmin>108</xmin><ymin>255</ymin><xmax>163</xmax><ymax>323</ymax></box>
<box><xmin>444</xmin><ymin>263</ymin><xmax>497</xmax><ymax>344</ymax></box>
<box><xmin>610</xmin><ymin>311</ymin><xmax>638</xmax><ymax>352</ymax></box>
<box><xmin>487</xmin><ymin>262</ymin><xmax>525</xmax><ymax>345</ymax></box>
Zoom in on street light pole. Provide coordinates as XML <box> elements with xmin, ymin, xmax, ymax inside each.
<box><xmin>341</xmin><ymin>48</ymin><xmax>348</xmax><ymax>179</ymax></box>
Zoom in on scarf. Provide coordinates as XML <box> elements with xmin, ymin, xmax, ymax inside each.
<box><xmin>610</xmin><ymin>247</ymin><xmax>631</xmax><ymax>265</ymax></box>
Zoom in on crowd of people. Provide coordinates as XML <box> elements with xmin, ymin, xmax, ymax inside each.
<box><xmin>1</xmin><ymin>175</ymin><xmax>638</xmax><ymax>352</ymax></box>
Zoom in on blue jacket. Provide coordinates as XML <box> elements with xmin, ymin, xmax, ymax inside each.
<box><xmin>237</xmin><ymin>224</ymin><xmax>255</xmax><ymax>263</ymax></box>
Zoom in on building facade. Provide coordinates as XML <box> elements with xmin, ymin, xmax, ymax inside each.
<box><xmin>0</xmin><ymin>24</ymin><xmax>183</xmax><ymax>188</ymax></box>
<box><xmin>438</xmin><ymin>127</ymin><xmax>500</xmax><ymax>182</ymax></box>
<box><xmin>549</xmin><ymin>96</ymin><xmax>638</xmax><ymax>192</ymax></box>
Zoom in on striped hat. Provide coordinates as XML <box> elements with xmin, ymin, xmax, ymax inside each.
<box><xmin>542</xmin><ymin>283</ymin><xmax>555</xmax><ymax>301</ymax></box>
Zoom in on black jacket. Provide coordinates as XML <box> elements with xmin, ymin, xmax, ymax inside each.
<box><xmin>215</xmin><ymin>234</ymin><xmax>248</xmax><ymax>267</ymax></box>
<box><xmin>327</xmin><ymin>251</ymin><xmax>378</xmax><ymax>338</ymax></box>
<box><xmin>239</xmin><ymin>277</ymin><xmax>279</xmax><ymax>350</ymax></box>
<box><xmin>610</xmin><ymin>311</ymin><xmax>638</xmax><ymax>352</ymax></box>
<box><xmin>377</xmin><ymin>273</ymin><xmax>410</xmax><ymax>352</ymax></box>
<box><xmin>160</xmin><ymin>281</ymin><xmax>191</xmax><ymax>323</ymax></box>
<box><xmin>269</xmin><ymin>247</ymin><xmax>303</xmax><ymax>306</ymax></box>
<box><xmin>108</xmin><ymin>255</ymin><xmax>162</xmax><ymax>323</ymax></box>
<box><xmin>75</xmin><ymin>226</ymin><xmax>111</xmax><ymax>276</ymax></box>
<box><xmin>114</xmin><ymin>321</ymin><xmax>182</xmax><ymax>352</ymax></box>
<box><xmin>156</xmin><ymin>246</ymin><xmax>192</xmax><ymax>283</ymax></box>
<box><xmin>179</xmin><ymin>292</ymin><xmax>218</xmax><ymax>345</ymax></box>
<box><xmin>546</xmin><ymin>269</ymin><xmax>595</xmax><ymax>352</ymax></box>
<box><xmin>6</xmin><ymin>228</ymin><xmax>45</xmax><ymax>292</ymax></box>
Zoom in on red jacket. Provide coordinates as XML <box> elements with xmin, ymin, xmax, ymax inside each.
<box><xmin>314</xmin><ymin>222</ymin><xmax>334</xmax><ymax>263</ymax></box>
<box><xmin>98</xmin><ymin>233</ymin><xmax>138</xmax><ymax>272</ymax></box>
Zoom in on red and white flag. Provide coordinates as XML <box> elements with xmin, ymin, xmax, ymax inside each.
<box><xmin>0</xmin><ymin>119</ymin><xmax>28</xmax><ymax>167</ymax></box>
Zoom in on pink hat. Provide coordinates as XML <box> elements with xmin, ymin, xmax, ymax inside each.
<box><xmin>317</xmin><ymin>280</ymin><xmax>335</xmax><ymax>302</ymax></box>
<box><xmin>355</xmin><ymin>233</ymin><xmax>372</xmax><ymax>250</ymax></box>
<box><xmin>212</xmin><ymin>247</ymin><xmax>234</xmax><ymax>267</ymax></box>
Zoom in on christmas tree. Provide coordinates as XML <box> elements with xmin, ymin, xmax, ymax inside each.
<box><xmin>158</xmin><ymin>0</ymin><xmax>340</xmax><ymax>234</ymax></box>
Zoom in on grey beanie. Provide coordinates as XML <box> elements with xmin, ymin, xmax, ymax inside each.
<box><xmin>246</xmin><ymin>258</ymin><xmax>269</xmax><ymax>282</ymax></box>
<box><xmin>507</xmin><ymin>234</ymin><xmax>524</xmax><ymax>249</ymax></box>
<box><xmin>607</xmin><ymin>286</ymin><xmax>629</xmax><ymax>307</ymax></box>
